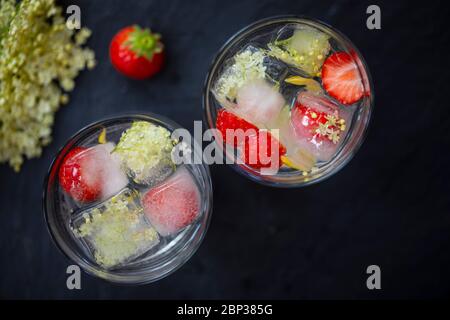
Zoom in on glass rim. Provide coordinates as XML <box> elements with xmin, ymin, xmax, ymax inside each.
<box><xmin>202</xmin><ymin>15</ymin><xmax>374</xmax><ymax>188</ymax></box>
<box><xmin>43</xmin><ymin>112</ymin><xmax>213</xmax><ymax>284</ymax></box>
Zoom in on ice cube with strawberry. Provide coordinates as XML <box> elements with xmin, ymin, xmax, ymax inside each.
<box><xmin>142</xmin><ymin>168</ymin><xmax>201</xmax><ymax>236</ymax></box>
<box><xmin>59</xmin><ymin>142</ymin><xmax>128</xmax><ymax>203</ymax></box>
<box><xmin>289</xmin><ymin>92</ymin><xmax>347</xmax><ymax>162</ymax></box>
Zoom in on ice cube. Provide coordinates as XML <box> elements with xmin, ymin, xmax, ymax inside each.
<box><xmin>262</xmin><ymin>53</ymin><xmax>291</xmax><ymax>83</ymax></box>
<box><xmin>212</xmin><ymin>45</ymin><xmax>267</xmax><ymax>105</ymax></box>
<box><xmin>234</xmin><ymin>79</ymin><xmax>285</xmax><ymax>127</ymax></box>
<box><xmin>60</xmin><ymin>143</ymin><xmax>128</xmax><ymax>204</ymax></box>
<box><xmin>113</xmin><ymin>121</ymin><xmax>175</xmax><ymax>186</ymax></box>
<box><xmin>290</xmin><ymin>133</ymin><xmax>337</xmax><ymax>163</ymax></box>
<box><xmin>289</xmin><ymin>92</ymin><xmax>347</xmax><ymax>162</ymax></box>
<box><xmin>142</xmin><ymin>167</ymin><xmax>201</xmax><ymax>236</ymax></box>
<box><xmin>88</xmin><ymin>142</ymin><xmax>128</xmax><ymax>200</ymax></box>
<box><xmin>265</xmin><ymin>106</ymin><xmax>317</xmax><ymax>171</ymax></box>
<box><xmin>72</xmin><ymin>188</ymin><xmax>159</xmax><ymax>269</ymax></box>
<box><xmin>267</xmin><ymin>24</ymin><xmax>331</xmax><ymax>76</ymax></box>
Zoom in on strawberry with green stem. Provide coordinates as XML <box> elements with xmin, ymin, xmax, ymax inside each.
<box><xmin>110</xmin><ymin>25</ymin><xmax>164</xmax><ymax>80</ymax></box>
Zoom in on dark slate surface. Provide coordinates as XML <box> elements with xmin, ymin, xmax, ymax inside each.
<box><xmin>1</xmin><ymin>0</ymin><xmax>449</xmax><ymax>299</ymax></box>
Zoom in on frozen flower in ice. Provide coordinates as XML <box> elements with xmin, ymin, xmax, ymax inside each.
<box><xmin>74</xmin><ymin>189</ymin><xmax>159</xmax><ymax>268</ymax></box>
<box><xmin>113</xmin><ymin>121</ymin><xmax>176</xmax><ymax>185</ymax></box>
<box><xmin>213</xmin><ymin>47</ymin><xmax>267</xmax><ymax>104</ymax></box>
<box><xmin>268</xmin><ymin>26</ymin><xmax>330</xmax><ymax>76</ymax></box>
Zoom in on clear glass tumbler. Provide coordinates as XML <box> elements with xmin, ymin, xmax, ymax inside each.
<box><xmin>44</xmin><ymin>113</ymin><xmax>213</xmax><ymax>284</ymax></box>
<box><xmin>203</xmin><ymin>16</ymin><xmax>374</xmax><ymax>187</ymax></box>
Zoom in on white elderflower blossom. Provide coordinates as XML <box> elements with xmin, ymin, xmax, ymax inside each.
<box><xmin>0</xmin><ymin>0</ymin><xmax>96</xmax><ymax>171</ymax></box>
<box><xmin>213</xmin><ymin>47</ymin><xmax>267</xmax><ymax>104</ymax></box>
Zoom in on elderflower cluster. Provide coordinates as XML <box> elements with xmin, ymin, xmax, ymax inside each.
<box><xmin>213</xmin><ymin>47</ymin><xmax>267</xmax><ymax>104</ymax></box>
<box><xmin>315</xmin><ymin>114</ymin><xmax>346</xmax><ymax>144</ymax></box>
<box><xmin>0</xmin><ymin>0</ymin><xmax>96</xmax><ymax>171</ymax></box>
<box><xmin>113</xmin><ymin>121</ymin><xmax>176</xmax><ymax>184</ymax></box>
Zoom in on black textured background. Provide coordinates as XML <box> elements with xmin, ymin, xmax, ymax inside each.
<box><xmin>1</xmin><ymin>0</ymin><xmax>449</xmax><ymax>299</ymax></box>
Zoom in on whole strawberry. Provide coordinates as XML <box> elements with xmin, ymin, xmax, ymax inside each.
<box><xmin>109</xmin><ymin>25</ymin><xmax>164</xmax><ymax>80</ymax></box>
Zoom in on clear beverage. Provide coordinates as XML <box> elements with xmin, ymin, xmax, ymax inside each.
<box><xmin>203</xmin><ymin>16</ymin><xmax>373</xmax><ymax>187</ymax></box>
<box><xmin>44</xmin><ymin>114</ymin><xmax>212</xmax><ymax>284</ymax></box>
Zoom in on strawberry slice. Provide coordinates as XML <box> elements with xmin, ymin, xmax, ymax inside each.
<box><xmin>58</xmin><ymin>147</ymin><xmax>102</xmax><ymax>203</ymax></box>
<box><xmin>321</xmin><ymin>52</ymin><xmax>364</xmax><ymax>105</ymax></box>
<box><xmin>215</xmin><ymin>109</ymin><xmax>286</xmax><ymax>169</ymax></box>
